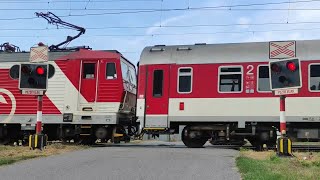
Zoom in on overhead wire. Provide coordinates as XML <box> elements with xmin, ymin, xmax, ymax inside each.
<box><xmin>0</xmin><ymin>0</ymin><xmax>161</xmax><ymax>3</ymax></box>
<box><xmin>1</xmin><ymin>0</ymin><xmax>320</xmax><ymax>50</ymax></box>
<box><xmin>3</xmin><ymin>26</ymin><xmax>320</xmax><ymax>37</ymax></box>
<box><xmin>1</xmin><ymin>0</ymin><xmax>320</xmax><ymax>21</ymax></box>
<box><xmin>0</xmin><ymin>0</ymin><xmax>320</xmax><ymax>11</ymax></box>
<box><xmin>2</xmin><ymin>21</ymin><xmax>320</xmax><ymax>31</ymax></box>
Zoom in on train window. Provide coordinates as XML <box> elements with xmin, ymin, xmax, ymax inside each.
<box><xmin>83</xmin><ymin>63</ymin><xmax>95</xmax><ymax>79</ymax></box>
<box><xmin>220</xmin><ymin>67</ymin><xmax>241</xmax><ymax>72</ymax></box>
<box><xmin>106</xmin><ymin>63</ymin><xmax>117</xmax><ymax>79</ymax></box>
<box><xmin>178</xmin><ymin>68</ymin><xmax>192</xmax><ymax>93</ymax></box>
<box><xmin>121</xmin><ymin>61</ymin><xmax>129</xmax><ymax>81</ymax></box>
<box><xmin>121</xmin><ymin>61</ymin><xmax>137</xmax><ymax>86</ymax></box>
<box><xmin>129</xmin><ymin>66</ymin><xmax>137</xmax><ymax>86</ymax></box>
<box><xmin>309</xmin><ymin>64</ymin><xmax>320</xmax><ymax>91</ymax></box>
<box><xmin>257</xmin><ymin>65</ymin><xmax>271</xmax><ymax>92</ymax></box>
<box><xmin>218</xmin><ymin>66</ymin><xmax>242</xmax><ymax>93</ymax></box>
<box><xmin>153</xmin><ymin>70</ymin><xmax>163</xmax><ymax>97</ymax></box>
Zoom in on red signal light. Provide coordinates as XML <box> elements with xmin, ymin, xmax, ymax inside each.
<box><xmin>36</xmin><ymin>66</ymin><xmax>45</xmax><ymax>75</ymax></box>
<box><xmin>271</xmin><ymin>63</ymin><xmax>281</xmax><ymax>73</ymax></box>
<box><xmin>21</xmin><ymin>65</ymin><xmax>31</xmax><ymax>74</ymax></box>
<box><xmin>286</xmin><ymin>62</ymin><xmax>296</xmax><ymax>72</ymax></box>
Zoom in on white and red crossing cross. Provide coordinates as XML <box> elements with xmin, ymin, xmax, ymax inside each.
<box><xmin>29</xmin><ymin>46</ymin><xmax>49</xmax><ymax>63</ymax></box>
<box><xmin>269</xmin><ymin>41</ymin><xmax>296</xmax><ymax>59</ymax></box>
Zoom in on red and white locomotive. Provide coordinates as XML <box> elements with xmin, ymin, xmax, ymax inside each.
<box><xmin>0</xmin><ymin>48</ymin><xmax>138</xmax><ymax>144</ymax></box>
<box><xmin>137</xmin><ymin>39</ymin><xmax>320</xmax><ymax>149</ymax></box>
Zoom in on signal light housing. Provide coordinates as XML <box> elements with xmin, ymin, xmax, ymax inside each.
<box><xmin>19</xmin><ymin>63</ymin><xmax>49</xmax><ymax>90</ymax></box>
<box><xmin>269</xmin><ymin>58</ymin><xmax>301</xmax><ymax>90</ymax></box>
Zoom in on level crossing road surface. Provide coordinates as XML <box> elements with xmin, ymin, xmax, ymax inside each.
<box><xmin>0</xmin><ymin>141</ymin><xmax>241</xmax><ymax>180</ymax></box>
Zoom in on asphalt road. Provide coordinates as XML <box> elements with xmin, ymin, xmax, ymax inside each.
<box><xmin>0</xmin><ymin>142</ymin><xmax>241</xmax><ymax>180</ymax></box>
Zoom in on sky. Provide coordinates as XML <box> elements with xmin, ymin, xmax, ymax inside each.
<box><xmin>1</xmin><ymin>0</ymin><xmax>320</xmax><ymax>65</ymax></box>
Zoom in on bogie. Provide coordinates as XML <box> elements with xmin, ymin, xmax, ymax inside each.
<box><xmin>181</xmin><ymin>125</ymin><xmax>208</xmax><ymax>148</ymax></box>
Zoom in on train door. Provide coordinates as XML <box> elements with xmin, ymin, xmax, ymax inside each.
<box><xmin>96</xmin><ymin>59</ymin><xmax>119</xmax><ymax>105</ymax></box>
<box><xmin>79</xmin><ymin>60</ymin><xmax>98</xmax><ymax>109</ymax></box>
<box><xmin>145</xmin><ymin>65</ymin><xmax>170</xmax><ymax>128</ymax></box>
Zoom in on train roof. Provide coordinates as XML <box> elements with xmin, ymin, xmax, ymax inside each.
<box><xmin>0</xmin><ymin>48</ymin><xmax>131</xmax><ymax>64</ymax></box>
<box><xmin>139</xmin><ymin>39</ymin><xmax>320</xmax><ymax>65</ymax></box>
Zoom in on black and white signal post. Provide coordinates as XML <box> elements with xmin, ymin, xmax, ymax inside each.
<box><xmin>269</xmin><ymin>57</ymin><xmax>302</xmax><ymax>156</ymax></box>
<box><xmin>18</xmin><ymin>43</ymin><xmax>52</xmax><ymax>150</ymax></box>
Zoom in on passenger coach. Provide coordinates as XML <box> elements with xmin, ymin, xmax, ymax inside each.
<box><xmin>137</xmin><ymin>40</ymin><xmax>320</xmax><ymax>149</ymax></box>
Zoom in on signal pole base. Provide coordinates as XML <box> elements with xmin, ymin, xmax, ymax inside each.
<box><xmin>277</xmin><ymin>136</ymin><xmax>292</xmax><ymax>157</ymax></box>
<box><xmin>29</xmin><ymin>134</ymin><xmax>48</xmax><ymax>151</ymax></box>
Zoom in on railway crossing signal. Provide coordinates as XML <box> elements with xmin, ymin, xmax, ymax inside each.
<box><xmin>269</xmin><ymin>58</ymin><xmax>301</xmax><ymax>157</ymax></box>
<box><xmin>269</xmin><ymin>58</ymin><xmax>302</xmax><ymax>91</ymax></box>
<box><xmin>8</xmin><ymin>43</ymin><xmax>54</xmax><ymax>150</ymax></box>
<box><xmin>19</xmin><ymin>63</ymin><xmax>49</xmax><ymax>91</ymax></box>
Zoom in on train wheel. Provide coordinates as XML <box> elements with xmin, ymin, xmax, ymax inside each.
<box><xmin>74</xmin><ymin>135</ymin><xmax>96</xmax><ymax>145</ymax></box>
<box><xmin>248</xmin><ymin>138</ymin><xmax>264</xmax><ymax>151</ymax></box>
<box><xmin>95</xmin><ymin>126</ymin><xmax>112</xmax><ymax>143</ymax></box>
<box><xmin>0</xmin><ymin>137</ymin><xmax>10</xmax><ymax>145</ymax></box>
<box><xmin>181</xmin><ymin>125</ymin><xmax>207</xmax><ymax>148</ymax></box>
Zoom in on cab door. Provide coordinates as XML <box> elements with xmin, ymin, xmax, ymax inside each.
<box><xmin>79</xmin><ymin>61</ymin><xmax>98</xmax><ymax>106</ymax></box>
<box><xmin>145</xmin><ymin>65</ymin><xmax>170</xmax><ymax>128</ymax></box>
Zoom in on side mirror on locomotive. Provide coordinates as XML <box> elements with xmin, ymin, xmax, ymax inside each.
<box><xmin>269</xmin><ymin>58</ymin><xmax>302</xmax><ymax>90</ymax></box>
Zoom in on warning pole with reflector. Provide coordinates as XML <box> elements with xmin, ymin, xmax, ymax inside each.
<box><xmin>280</xmin><ymin>95</ymin><xmax>286</xmax><ymax>136</ymax></box>
<box><xmin>36</xmin><ymin>95</ymin><xmax>43</xmax><ymax>134</ymax></box>
<box><xmin>27</xmin><ymin>42</ymin><xmax>50</xmax><ymax>150</ymax></box>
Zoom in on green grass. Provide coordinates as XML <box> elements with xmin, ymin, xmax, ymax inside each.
<box><xmin>236</xmin><ymin>150</ymin><xmax>320</xmax><ymax>180</ymax></box>
<box><xmin>236</xmin><ymin>156</ymin><xmax>283</xmax><ymax>180</ymax></box>
<box><xmin>0</xmin><ymin>155</ymin><xmax>44</xmax><ymax>166</ymax></box>
<box><xmin>0</xmin><ymin>144</ymin><xmax>87</xmax><ymax>166</ymax></box>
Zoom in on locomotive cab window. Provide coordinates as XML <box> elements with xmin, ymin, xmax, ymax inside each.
<box><xmin>153</xmin><ymin>70</ymin><xmax>163</xmax><ymax>97</ymax></box>
<box><xmin>257</xmin><ymin>65</ymin><xmax>271</xmax><ymax>92</ymax></box>
<box><xmin>309</xmin><ymin>64</ymin><xmax>320</xmax><ymax>91</ymax></box>
<box><xmin>218</xmin><ymin>66</ymin><xmax>243</xmax><ymax>93</ymax></box>
<box><xmin>178</xmin><ymin>68</ymin><xmax>192</xmax><ymax>93</ymax></box>
<box><xmin>121</xmin><ymin>61</ymin><xmax>137</xmax><ymax>86</ymax></box>
<box><xmin>83</xmin><ymin>63</ymin><xmax>95</xmax><ymax>79</ymax></box>
<box><xmin>106</xmin><ymin>63</ymin><xmax>117</xmax><ymax>79</ymax></box>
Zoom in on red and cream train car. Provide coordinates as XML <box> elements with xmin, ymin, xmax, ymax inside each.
<box><xmin>137</xmin><ymin>40</ymin><xmax>320</xmax><ymax>149</ymax></box>
<box><xmin>0</xmin><ymin>48</ymin><xmax>138</xmax><ymax>144</ymax></box>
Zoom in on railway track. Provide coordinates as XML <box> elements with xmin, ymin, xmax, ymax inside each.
<box><xmin>37</xmin><ymin>141</ymin><xmax>320</xmax><ymax>152</ymax></box>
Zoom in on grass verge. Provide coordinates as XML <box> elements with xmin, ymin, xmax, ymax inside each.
<box><xmin>0</xmin><ymin>144</ymin><xmax>88</xmax><ymax>166</ymax></box>
<box><xmin>236</xmin><ymin>149</ymin><xmax>320</xmax><ymax>180</ymax></box>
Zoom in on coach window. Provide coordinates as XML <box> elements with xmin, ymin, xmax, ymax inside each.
<box><xmin>257</xmin><ymin>65</ymin><xmax>271</xmax><ymax>92</ymax></box>
<box><xmin>178</xmin><ymin>68</ymin><xmax>192</xmax><ymax>93</ymax></box>
<box><xmin>106</xmin><ymin>63</ymin><xmax>117</xmax><ymax>79</ymax></box>
<box><xmin>309</xmin><ymin>64</ymin><xmax>320</xmax><ymax>91</ymax></box>
<box><xmin>218</xmin><ymin>66</ymin><xmax>242</xmax><ymax>93</ymax></box>
<box><xmin>83</xmin><ymin>63</ymin><xmax>95</xmax><ymax>79</ymax></box>
<box><xmin>153</xmin><ymin>70</ymin><xmax>163</xmax><ymax>97</ymax></box>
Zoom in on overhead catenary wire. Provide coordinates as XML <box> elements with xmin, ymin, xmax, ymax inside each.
<box><xmin>1</xmin><ymin>0</ymin><xmax>320</xmax><ymax>11</ymax></box>
<box><xmin>1</xmin><ymin>0</ymin><xmax>320</xmax><ymax>21</ymax></box>
<box><xmin>3</xmin><ymin>26</ymin><xmax>320</xmax><ymax>37</ymax></box>
<box><xmin>0</xmin><ymin>0</ymin><xmax>161</xmax><ymax>3</ymax></box>
<box><xmin>3</xmin><ymin>21</ymin><xmax>320</xmax><ymax>31</ymax></box>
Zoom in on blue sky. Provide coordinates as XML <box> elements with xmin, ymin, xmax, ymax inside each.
<box><xmin>1</xmin><ymin>0</ymin><xmax>320</xmax><ymax>64</ymax></box>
